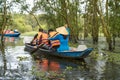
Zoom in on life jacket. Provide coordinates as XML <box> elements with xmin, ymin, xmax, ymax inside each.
<box><xmin>51</xmin><ymin>40</ymin><xmax>60</xmax><ymax>47</ymax></box>
<box><xmin>49</xmin><ymin>31</ymin><xmax>58</xmax><ymax>37</ymax></box>
<box><xmin>32</xmin><ymin>32</ymin><xmax>43</xmax><ymax>45</ymax></box>
<box><xmin>37</xmin><ymin>32</ymin><xmax>43</xmax><ymax>40</ymax></box>
<box><xmin>41</xmin><ymin>32</ymin><xmax>49</xmax><ymax>45</ymax></box>
<box><xmin>5</xmin><ymin>30</ymin><xmax>10</xmax><ymax>34</ymax></box>
<box><xmin>49</xmin><ymin>31</ymin><xmax>60</xmax><ymax>47</ymax></box>
<box><xmin>9</xmin><ymin>31</ymin><xmax>14</xmax><ymax>34</ymax></box>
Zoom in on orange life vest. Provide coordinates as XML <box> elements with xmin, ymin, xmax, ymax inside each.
<box><xmin>9</xmin><ymin>31</ymin><xmax>14</xmax><ymax>34</ymax></box>
<box><xmin>41</xmin><ymin>32</ymin><xmax>49</xmax><ymax>45</ymax></box>
<box><xmin>49</xmin><ymin>31</ymin><xmax>57</xmax><ymax>38</ymax></box>
<box><xmin>37</xmin><ymin>32</ymin><xmax>43</xmax><ymax>40</ymax></box>
<box><xmin>4</xmin><ymin>30</ymin><xmax>10</xmax><ymax>34</ymax></box>
<box><xmin>32</xmin><ymin>32</ymin><xmax>43</xmax><ymax>45</ymax></box>
<box><xmin>49</xmin><ymin>31</ymin><xmax>60</xmax><ymax>47</ymax></box>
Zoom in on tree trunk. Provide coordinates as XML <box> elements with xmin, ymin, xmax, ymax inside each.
<box><xmin>92</xmin><ymin>0</ymin><xmax>99</xmax><ymax>44</ymax></box>
<box><xmin>97</xmin><ymin>1</ymin><xmax>113</xmax><ymax>50</ymax></box>
<box><xmin>0</xmin><ymin>1</ymin><xmax>7</xmax><ymax>75</ymax></box>
<box><xmin>1</xmin><ymin>1</ymin><xmax>7</xmax><ymax>42</ymax></box>
<box><xmin>30</xmin><ymin>13</ymin><xmax>42</xmax><ymax>29</ymax></box>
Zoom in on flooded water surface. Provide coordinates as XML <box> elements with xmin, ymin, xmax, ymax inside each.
<box><xmin>0</xmin><ymin>36</ymin><xmax>120</xmax><ymax>80</ymax></box>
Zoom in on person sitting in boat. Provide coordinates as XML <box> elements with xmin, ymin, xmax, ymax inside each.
<box><xmin>41</xmin><ymin>30</ymin><xmax>49</xmax><ymax>45</ymax></box>
<box><xmin>37</xmin><ymin>30</ymin><xmax>52</xmax><ymax>50</ymax></box>
<box><xmin>30</xmin><ymin>28</ymin><xmax>43</xmax><ymax>45</ymax></box>
<box><xmin>30</xmin><ymin>28</ymin><xmax>49</xmax><ymax>47</ymax></box>
<box><xmin>48</xmin><ymin>26</ymin><xmax>70</xmax><ymax>52</ymax></box>
<box><xmin>4</xmin><ymin>29</ymin><xmax>10</xmax><ymax>34</ymax></box>
<box><xmin>9</xmin><ymin>29</ymin><xmax>14</xmax><ymax>34</ymax></box>
<box><xmin>48</xmin><ymin>29</ymin><xmax>60</xmax><ymax>50</ymax></box>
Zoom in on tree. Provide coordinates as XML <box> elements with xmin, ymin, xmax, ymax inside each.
<box><xmin>35</xmin><ymin>0</ymin><xmax>82</xmax><ymax>43</ymax></box>
<box><xmin>0</xmin><ymin>0</ymin><xmax>7</xmax><ymax>76</ymax></box>
<box><xmin>0</xmin><ymin>0</ymin><xmax>7</xmax><ymax>41</ymax></box>
<box><xmin>12</xmin><ymin>0</ymin><xmax>42</xmax><ymax>29</ymax></box>
<box><xmin>108</xmin><ymin>0</ymin><xmax>120</xmax><ymax>49</ymax></box>
<box><xmin>84</xmin><ymin>0</ymin><xmax>99</xmax><ymax>44</ymax></box>
<box><xmin>97</xmin><ymin>0</ymin><xmax>113</xmax><ymax>50</ymax></box>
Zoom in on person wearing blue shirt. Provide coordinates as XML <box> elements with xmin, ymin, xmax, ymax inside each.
<box><xmin>49</xmin><ymin>26</ymin><xmax>70</xmax><ymax>52</ymax></box>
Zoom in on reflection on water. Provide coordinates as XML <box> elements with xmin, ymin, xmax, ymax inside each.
<box><xmin>34</xmin><ymin>57</ymin><xmax>86</xmax><ymax>72</ymax></box>
<box><xmin>0</xmin><ymin>36</ymin><xmax>33</xmax><ymax>80</ymax></box>
<box><xmin>0</xmin><ymin>36</ymin><xmax>120</xmax><ymax>80</ymax></box>
<box><xmin>35</xmin><ymin>59</ymin><xmax>60</xmax><ymax>71</ymax></box>
<box><xmin>4</xmin><ymin>37</ymin><xmax>15</xmax><ymax>42</ymax></box>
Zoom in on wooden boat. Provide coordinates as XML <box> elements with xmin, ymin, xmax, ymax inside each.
<box><xmin>24</xmin><ymin>43</ymin><xmax>93</xmax><ymax>59</ymax></box>
<box><xmin>0</xmin><ymin>32</ymin><xmax>20</xmax><ymax>37</ymax></box>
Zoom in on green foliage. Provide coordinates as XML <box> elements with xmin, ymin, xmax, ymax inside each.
<box><xmin>107</xmin><ymin>52</ymin><xmax>120</xmax><ymax>64</ymax></box>
<box><xmin>11</xmin><ymin>14</ymin><xmax>33</xmax><ymax>32</ymax></box>
<box><xmin>109</xmin><ymin>0</ymin><xmax>120</xmax><ymax>37</ymax></box>
<box><xmin>65</xmin><ymin>66</ymin><xmax>73</xmax><ymax>71</ymax></box>
<box><xmin>89</xmin><ymin>51</ymin><xmax>99</xmax><ymax>59</ymax></box>
<box><xmin>21</xmin><ymin>31</ymin><xmax>37</xmax><ymax>36</ymax></box>
<box><xmin>31</xmin><ymin>65</ymin><xmax>65</xmax><ymax>80</ymax></box>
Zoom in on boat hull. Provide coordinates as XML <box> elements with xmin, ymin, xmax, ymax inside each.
<box><xmin>0</xmin><ymin>33</ymin><xmax>20</xmax><ymax>37</ymax></box>
<box><xmin>24</xmin><ymin>43</ymin><xmax>93</xmax><ymax>59</ymax></box>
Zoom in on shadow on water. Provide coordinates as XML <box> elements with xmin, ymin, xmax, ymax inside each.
<box><xmin>0</xmin><ymin>36</ymin><xmax>120</xmax><ymax>80</ymax></box>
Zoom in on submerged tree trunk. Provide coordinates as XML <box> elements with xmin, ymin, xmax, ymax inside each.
<box><xmin>0</xmin><ymin>0</ymin><xmax>7</xmax><ymax>76</ymax></box>
<box><xmin>1</xmin><ymin>2</ymin><xmax>7</xmax><ymax>41</ymax></box>
<box><xmin>92</xmin><ymin>0</ymin><xmax>99</xmax><ymax>44</ymax></box>
<box><xmin>0</xmin><ymin>0</ymin><xmax>7</xmax><ymax>44</ymax></box>
<box><xmin>112</xmin><ymin>35</ymin><xmax>116</xmax><ymax>50</ymax></box>
<box><xmin>97</xmin><ymin>1</ymin><xmax>113</xmax><ymax>50</ymax></box>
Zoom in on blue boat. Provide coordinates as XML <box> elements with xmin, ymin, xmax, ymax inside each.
<box><xmin>24</xmin><ymin>43</ymin><xmax>93</xmax><ymax>59</ymax></box>
<box><xmin>0</xmin><ymin>33</ymin><xmax>20</xmax><ymax>37</ymax></box>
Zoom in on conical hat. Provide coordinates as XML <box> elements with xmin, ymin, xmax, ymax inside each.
<box><xmin>56</xmin><ymin>26</ymin><xmax>68</xmax><ymax>35</ymax></box>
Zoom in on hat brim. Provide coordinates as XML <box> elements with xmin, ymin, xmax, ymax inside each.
<box><xmin>56</xmin><ymin>26</ymin><xmax>68</xmax><ymax>35</ymax></box>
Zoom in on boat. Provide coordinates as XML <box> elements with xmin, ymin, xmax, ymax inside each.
<box><xmin>24</xmin><ymin>43</ymin><xmax>93</xmax><ymax>59</ymax></box>
<box><xmin>0</xmin><ymin>32</ymin><xmax>20</xmax><ymax>37</ymax></box>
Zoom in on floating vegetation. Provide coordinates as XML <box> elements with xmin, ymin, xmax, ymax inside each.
<box><xmin>107</xmin><ymin>52</ymin><xmax>120</xmax><ymax>64</ymax></box>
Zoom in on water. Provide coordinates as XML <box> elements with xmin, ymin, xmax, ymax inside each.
<box><xmin>0</xmin><ymin>36</ymin><xmax>120</xmax><ymax>80</ymax></box>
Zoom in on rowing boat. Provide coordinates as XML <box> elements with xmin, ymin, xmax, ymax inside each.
<box><xmin>24</xmin><ymin>43</ymin><xmax>93</xmax><ymax>59</ymax></box>
<box><xmin>0</xmin><ymin>33</ymin><xmax>20</xmax><ymax>37</ymax></box>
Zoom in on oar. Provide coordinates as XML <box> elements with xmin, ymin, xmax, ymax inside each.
<box><xmin>30</xmin><ymin>43</ymin><xmax>44</xmax><ymax>54</ymax></box>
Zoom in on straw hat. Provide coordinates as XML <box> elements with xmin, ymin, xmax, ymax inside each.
<box><xmin>56</xmin><ymin>26</ymin><xmax>68</xmax><ymax>35</ymax></box>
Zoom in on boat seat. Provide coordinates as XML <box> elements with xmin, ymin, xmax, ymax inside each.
<box><xmin>76</xmin><ymin>45</ymin><xmax>87</xmax><ymax>51</ymax></box>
